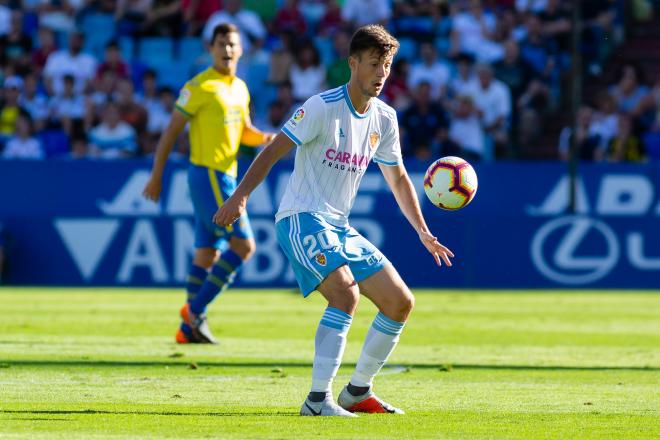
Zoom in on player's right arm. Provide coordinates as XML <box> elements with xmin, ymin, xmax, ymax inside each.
<box><xmin>213</xmin><ymin>133</ymin><xmax>295</xmax><ymax>226</ymax></box>
<box><xmin>142</xmin><ymin>110</ymin><xmax>188</xmax><ymax>202</ymax></box>
<box><xmin>214</xmin><ymin>95</ymin><xmax>325</xmax><ymax>226</ymax></box>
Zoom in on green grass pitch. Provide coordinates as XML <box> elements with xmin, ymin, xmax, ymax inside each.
<box><xmin>0</xmin><ymin>288</ymin><xmax>658</xmax><ymax>439</ymax></box>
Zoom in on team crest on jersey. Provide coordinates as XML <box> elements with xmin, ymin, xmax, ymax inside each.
<box><xmin>369</xmin><ymin>132</ymin><xmax>380</xmax><ymax>149</ymax></box>
<box><xmin>315</xmin><ymin>253</ymin><xmax>327</xmax><ymax>266</ymax></box>
<box><xmin>176</xmin><ymin>89</ymin><xmax>191</xmax><ymax>106</ymax></box>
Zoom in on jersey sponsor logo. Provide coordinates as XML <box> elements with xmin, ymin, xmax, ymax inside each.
<box><xmin>176</xmin><ymin>89</ymin><xmax>191</xmax><ymax>106</ymax></box>
<box><xmin>315</xmin><ymin>253</ymin><xmax>327</xmax><ymax>266</ymax></box>
<box><xmin>369</xmin><ymin>132</ymin><xmax>380</xmax><ymax>149</ymax></box>
<box><xmin>224</xmin><ymin>107</ymin><xmax>242</xmax><ymax>125</ymax></box>
<box><xmin>324</xmin><ymin>148</ymin><xmax>369</xmax><ymax>168</ymax></box>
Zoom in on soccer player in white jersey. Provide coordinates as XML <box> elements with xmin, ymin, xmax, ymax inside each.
<box><xmin>213</xmin><ymin>25</ymin><xmax>454</xmax><ymax>417</ymax></box>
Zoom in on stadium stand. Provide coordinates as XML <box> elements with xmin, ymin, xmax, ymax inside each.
<box><xmin>0</xmin><ymin>0</ymin><xmax>654</xmax><ymax>163</ymax></box>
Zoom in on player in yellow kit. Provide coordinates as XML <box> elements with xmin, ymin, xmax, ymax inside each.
<box><xmin>143</xmin><ymin>23</ymin><xmax>275</xmax><ymax>343</ymax></box>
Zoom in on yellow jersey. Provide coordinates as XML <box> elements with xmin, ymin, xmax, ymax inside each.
<box><xmin>175</xmin><ymin>67</ymin><xmax>250</xmax><ymax>176</ymax></box>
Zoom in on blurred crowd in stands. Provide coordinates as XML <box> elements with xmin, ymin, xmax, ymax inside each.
<box><xmin>0</xmin><ymin>0</ymin><xmax>658</xmax><ymax>163</ymax></box>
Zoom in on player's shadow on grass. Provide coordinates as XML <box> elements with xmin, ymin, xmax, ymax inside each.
<box><xmin>4</xmin><ymin>360</ymin><xmax>659</xmax><ymax>371</ymax></box>
<box><xmin>2</xmin><ymin>409</ymin><xmax>297</xmax><ymax>417</ymax></box>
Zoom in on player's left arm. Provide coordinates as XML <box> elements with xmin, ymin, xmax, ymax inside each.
<box><xmin>379</xmin><ymin>163</ymin><xmax>454</xmax><ymax>267</ymax></box>
<box><xmin>241</xmin><ymin>112</ymin><xmax>276</xmax><ymax>147</ymax></box>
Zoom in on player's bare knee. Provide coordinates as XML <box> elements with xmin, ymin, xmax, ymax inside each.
<box><xmin>383</xmin><ymin>290</ymin><xmax>414</xmax><ymax>322</ymax></box>
<box><xmin>193</xmin><ymin>248</ymin><xmax>216</xmax><ymax>269</ymax></box>
<box><xmin>230</xmin><ymin>237</ymin><xmax>256</xmax><ymax>261</ymax></box>
<box><xmin>329</xmin><ymin>287</ymin><xmax>360</xmax><ymax>315</ymax></box>
<box><xmin>320</xmin><ymin>267</ymin><xmax>360</xmax><ymax>315</ymax></box>
<box><xmin>399</xmin><ymin>291</ymin><xmax>415</xmax><ymax>318</ymax></box>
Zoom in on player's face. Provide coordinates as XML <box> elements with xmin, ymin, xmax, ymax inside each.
<box><xmin>211</xmin><ymin>32</ymin><xmax>243</xmax><ymax>74</ymax></box>
<box><xmin>351</xmin><ymin>49</ymin><xmax>393</xmax><ymax>98</ymax></box>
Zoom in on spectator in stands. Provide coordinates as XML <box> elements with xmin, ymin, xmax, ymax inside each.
<box><xmin>69</xmin><ymin>137</ymin><xmax>90</xmax><ymax>159</ymax></box>
<box><xmin>2</xmin><ymin>111</ymin><xmax>44</xmax><ymax>159</ymax></box>
<box><xmin>407</xmin><ymin>42</ymin><xmax>451</xmax><ymax>101</ymax></box>
<box><xmin>317</xmin><ymin>0</ymin><xmax>343</xmax><ymax>37</ymax></box>
<box><xmin>115</xmin><ymin>0</ymin><xmax>153</xmax><ymax>38</ymax></box>
<box><xmin>202</xmin><ymin>0</ymin><xmax>267</xmax><ymax>54</ymax></box>
<box><xmin>558</xmin><ymin>106</ymin><xmax>603</xmax><ymax>161</ymax></box>
<box><xmin>515</xmin><ymin>0</ymin><xmax>548</xmax><ymax>14</ymax></box>
<box><xmin>468</xmin><ymin>63</ymin><xmax>512</xmax><ymax>156</ymax></box>
<box><xmin>495</xmin><ymin>39</ymin><xmax>549</xmax><ymax>150</ymax></box>
<box><xmin>0</xmin><ymin>75</ymin><xmax>23</xmax><ymax>141</ymax></box>
<box><xmin>37</xmin><ymin>0</ymin><xmax>77</xmax><ymax>34</ymax></box>
<box><xmin>390</xmin><ymin>0</ymin><xmax>441</xmax><ymax>42</ymax></box>
<box><xmin>538</xmin><ymin>0</ymin><xmax>571</xmax><ymax>53</ymax></box>
<box><xmin>134</xmin><ymin>69</ymin><xmax>161</xmax><ymax>116</ymax></box>
<box><xmin>492</xmin><ymin>6</ymin><xmax>524</xmax><ymax>43</ymax></box>
<box><xmin>267</xmin><ymin>29</ymin><xmax>295</xmax><ymax>85</ymax></box>
<box><xmin>274</xmin><ymin>81</ymin><xmax>296</xmax><ymax>117</ymax></box>
<box><xmin>43</xmin><ymin>31</ymin><xmax>97</xmax><ymax>96</ymax></box>
<box><xmin>289</xmin><ymin>40</ymin><xmax>326</xmax><ymax>102</ymax></box>
<box><xmin>261</xmin><ymin>99</ymin><xmax>289</xmax><ymax>134</ymax></box>
<box><xmin>19</xmin><ymin>73</ymin><xmax>49</xmax><ymax>132</ymax></box>
<box><xmin>648</xmin><ymin>79</ymin><xmax>660</xmax><ymax>132</ymax></box>
<box><xmin>399</xmin><ymin>81</ymin><xmax>449</xmax><ymax>160</ymax></box>
<box><xmin>179</xmin><ymin>0</ymin><xmax>222</xmax><ymax>36</ymax></box>
<box><xmin>450</xmin><ymin>0</ymin><xmax>500</xmax><ymax>62</ymax></box>
<box><xmin>272</xmin><ymin>0</ymin><xmax>307</xmax><ymax>35</ymax></box>
<box><xmin>31</xmin><ymin>27</ymin><xmax>57</xmax><ymax>74</ymax></box>
<box><xmin>607</xmin><ymin>114</ymin><xmax>645</xmax><ymax>162</ymax></box>
<box><xmin>95</xmin><ymin>41</ymin><xmax>130</xmax><ymax>81</ymax></box>
<box><xmin>382</xmin><ymin>58</ymin><xmax>411</xmax><ymax>110</ymax></box>
<box><xmin>494</xmin><ymin>40</ymin><xmax>534</xmax><ymax>103</ymax></box>
<box><xmin>608</xmin><ymin>62</ymin><xmax>650</xmax><ymax>115</ymax></box>
<box><xmin>448</xmin><ymin>95</ymin><xmax>486</xmax><ymax>162</ymax></box>
<box><xmin>0</xmin><ymin>1</ymin><xmax>9</xmax><ymax>36</ymax></box>
<box><xmin>88</xmin><ymin>101</ymin><xmax>138</xmax><ymax>158</ymax></box>
<box><xmin>48</xmin><ymin>74</ymin><xmax>87</xmax><ymax>138</ymax></box>
<box><xmin>0</xmin><ymin>10</ymin><xmax>33</xmax><ymax>76</ymax></box>
<box><xmin>89</xmin><ymin>70</ymin><xmax>118</xmax><ymax>109</ymax></box>
<box><xmin>341</xmin><ymin>0</ymin><xmax>391</xmax><ymax>28</ymax></box>
<box><xmin>115</xmin><ymin>77</ymin><xmax>148</xmax><ymax>141</ymax></box>
<box><xmin>590</xmin><ymin>91</ymin><xmax>619</xmax><ymax>152</ymax></box>
<box><xmin>326</xmin><ymin>28</ymin><xmax>351</xmax><ymax>89</ymax></box>
<box><xmin>139</xmin><ymin>0</ymin><xmax>182</xmax><ymax>37</ymax></box>
<box><xmin>581</xmin><ymin>0</ymin><xmax>618</xmax><ymax>76</ymax></box>
<box><xmin>144</xmin><ymin>86</ymin><xmax>176</xmax><ymax>154</ymax></box>
<box><xmin>519</xmin><ymin>14</ymin><xmax>558</xmax><ymax>80</ymax></box>
<box><xmin>449</xmin><ymin>52</ymin><xmax>478</xmax><ymax>98</ymax></box>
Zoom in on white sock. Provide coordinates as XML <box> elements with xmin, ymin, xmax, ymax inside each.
<box><xmin>350</xmin><ymin>312</ymin><xmax>405</xmax><ymax>388</ymax></box>
<box><xmin>311</xmin><ymin>307</ymin><xmax>353</xmax><ymax>393</ymax></box>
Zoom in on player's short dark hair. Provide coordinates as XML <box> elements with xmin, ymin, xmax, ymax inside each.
<box><xmin>211</xmin><ymin>23</ymin><xmax>240</xmax><ymax>45</ymax></box>
<box><xmin>349</xmin><ymin>24</ymin><xmax>399</xmax><ymax>60</ymax></box>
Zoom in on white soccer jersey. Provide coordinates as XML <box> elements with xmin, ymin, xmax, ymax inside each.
<box><xmin>277</xmin><ymin>84</ymin><xmax>402</xmax><ymax>227</ymax></box>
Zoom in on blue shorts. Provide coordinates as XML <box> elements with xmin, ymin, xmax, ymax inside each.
<box><xmin>276</xmin><ymin>212</ymin><xmax>389</xmax><ymax>297</ymax></box>
<box><xmin>187</xmin><ymin>163</ymin><xmax>253</xmax><ymax>249</ymax></box>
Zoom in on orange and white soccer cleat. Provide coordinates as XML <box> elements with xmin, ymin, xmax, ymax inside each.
<box><xmin>179</xmin><ymin>303</ymin><xmax>218</xmax><ymax>344</ymax></box>
<box><xmin>337</xmin><ymin>386</ymin><xmax>404</xmax><ymax>414</ymax></box>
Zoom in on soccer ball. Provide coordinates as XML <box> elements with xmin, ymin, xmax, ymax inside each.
<box><xmin>423</xmin><ymin>156</ymin><xmax>478</xmax><ymax>210</ymax></box>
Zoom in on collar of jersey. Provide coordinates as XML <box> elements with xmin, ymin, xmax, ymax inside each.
<box><xmin>208</xmin><ymin>67</ymin><xmax>234</xmax><ymax>83</ymax></box>
<box><xmin>342</xmin><ymin>84</ymin><xmax>372</xmax><ymax>119</ymax></box>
